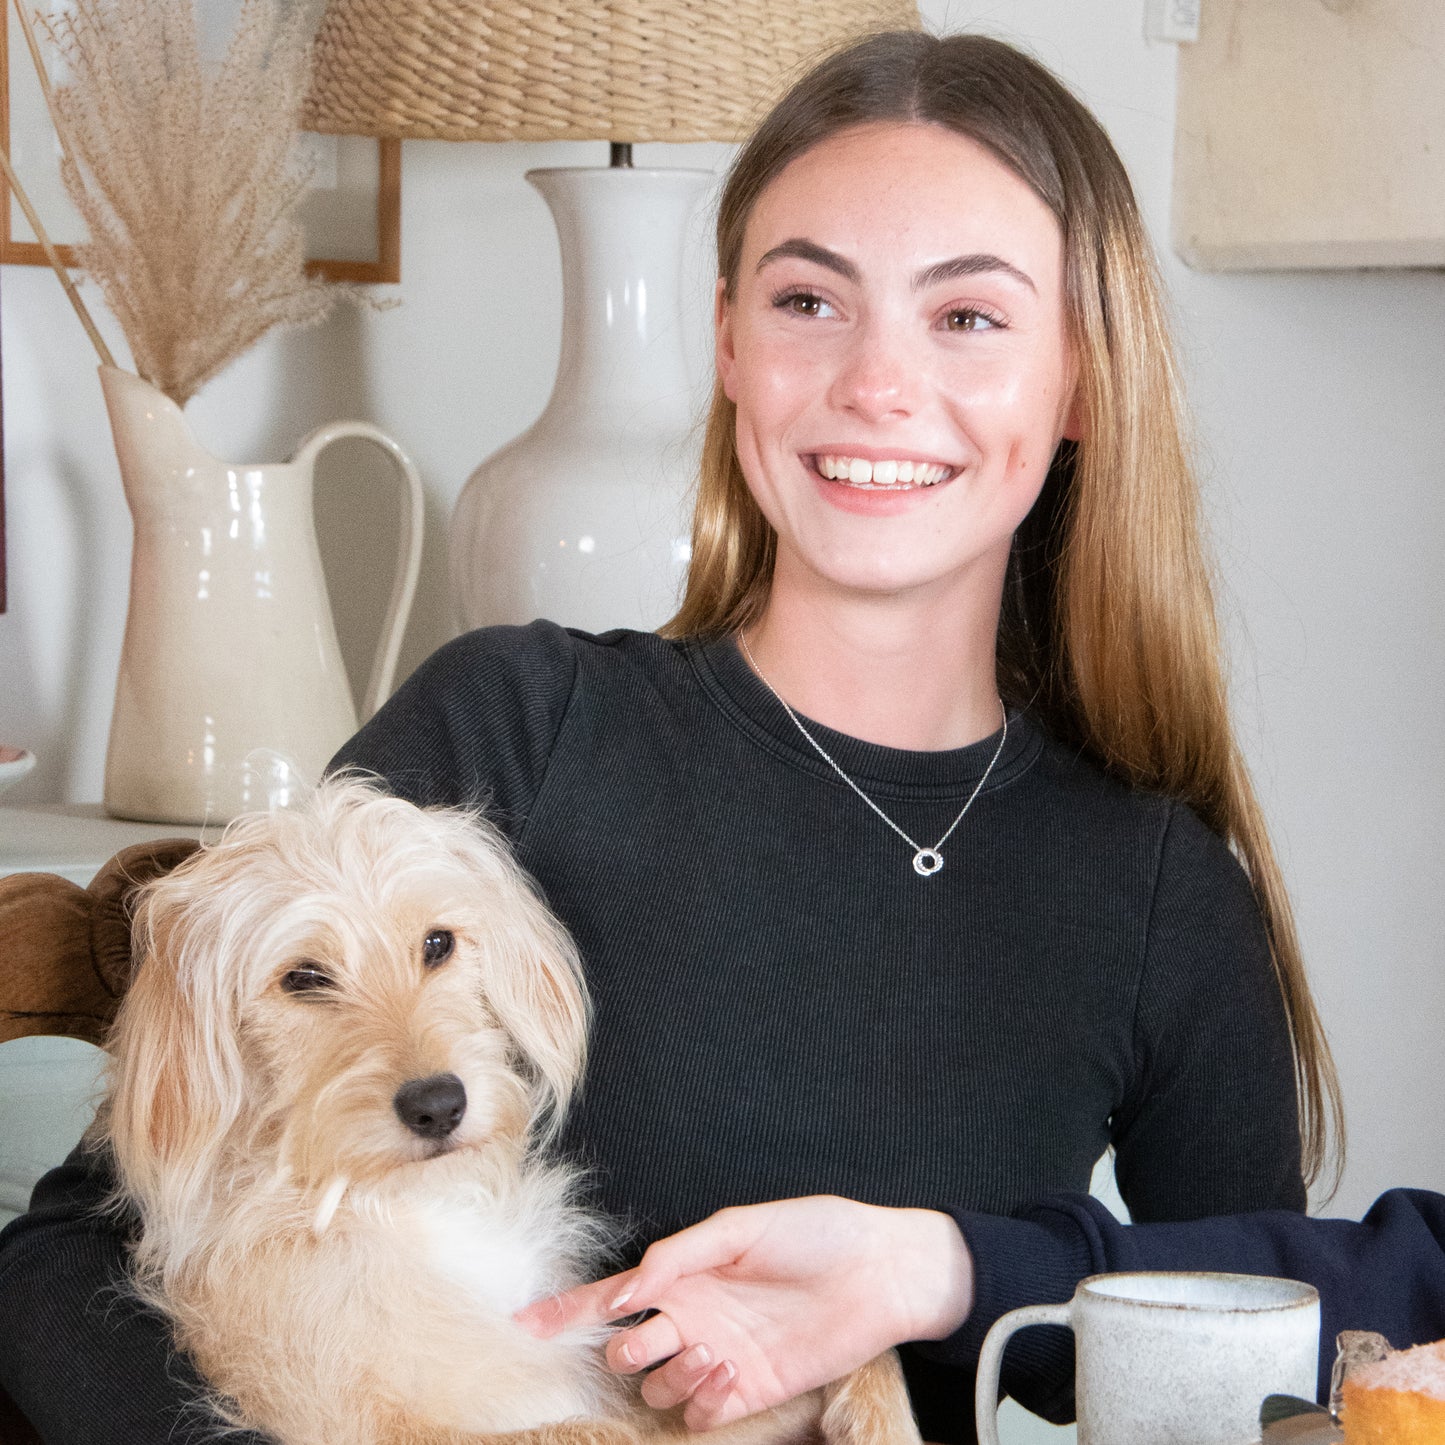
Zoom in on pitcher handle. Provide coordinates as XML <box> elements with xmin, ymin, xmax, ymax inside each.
<box><xmin>293</xmin><ymin>421</ymin><xmax>425</xmax><ymax>721</ymax></box>
<box><xmin>974</xmin><ymin>1302</ymin><xmax>1073</xmax><ymax>1445</ymax></box>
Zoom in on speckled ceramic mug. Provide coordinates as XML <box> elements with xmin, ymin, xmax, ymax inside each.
<box><xmin>974</xmin><ymin>1271</ymin><xmax>1319</xmax><ymax>1445</ymax></box>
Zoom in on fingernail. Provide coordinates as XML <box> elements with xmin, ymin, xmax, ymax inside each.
<box><xmin>608</xmin><ymin>1282</ymin><xmax>636</xmax><ymax>1312</ymax></box>
<box><xmin>684</xmin><ymin>1343</ymin><xmax>713</xmax><ymax>1369</ymax></box>
<box><xmin>718</xmin><ymin>1360</ymin><xmax>736</xmax><ymax>1384</ymax></box>
<box><xmin>618</xmin><ymin>1340</ymin><xmax>636</xmax><ymax>1366</ymax></box>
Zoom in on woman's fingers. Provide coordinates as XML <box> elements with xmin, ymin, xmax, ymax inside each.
<box><xmin>613</xmin><ymin>1209</ymin><xmax>754</xmax><ymax>1310</ymax></box>
<box><xmin>682</xmin><ymin>1360</ymin><xmax>745</xmax><ymax>1430</ymax></box>
<box><xmin>518</xmin><ymin>1207</ymin><xmax>759</xmax><ymax>1338</ymax></box>
<box><xmin>515</xmin><ymin>1274</ymin><xmax>625</xmax><ymax>1336</ymax></box>
<box><xmin>641</xmin><ymin>1347</ymin><xmax>737</xmax><ymax>1412</ymax></box>
<box><xmin>606</xmin><ymin>1311</ymin><xmax>685</xmax><ymax>1373</ymax></box>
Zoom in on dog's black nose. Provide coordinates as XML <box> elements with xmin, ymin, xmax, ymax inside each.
<box><xmin>393</xmin><ymin>1073</ymin><xmax>467</xmax><ymax>1140</ymax></box>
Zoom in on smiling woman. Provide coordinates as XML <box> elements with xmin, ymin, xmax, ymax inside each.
<box><xmin>0</xmin><ymin>28</ymin><xmax>1343</xmax><ymax>1445</ymax></box>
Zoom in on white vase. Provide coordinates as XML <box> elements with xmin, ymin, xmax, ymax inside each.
<box><xmin>449</xmin><ymin>166</ymin><xmax>710</xmax><ymax>634</ymax></box>
<box><xmin>100</xmin><ymin>365</ymin><xmax>425</xmax><ymax>825</ymax></box>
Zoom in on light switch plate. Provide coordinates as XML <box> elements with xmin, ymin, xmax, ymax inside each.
<box><xmin>1146</xmin><ymin>0</ymin><xmax>1201</xmax><ymax>44</ymax></box>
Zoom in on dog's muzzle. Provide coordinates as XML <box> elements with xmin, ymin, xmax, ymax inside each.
<box><xmin>393</xmin><ymin>1073</ymin><xmax>468</xmax><ymax>1140</ymax></box>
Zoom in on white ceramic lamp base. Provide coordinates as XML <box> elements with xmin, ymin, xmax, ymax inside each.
<box><xmin>449</xmin><ymin>166</ymin><xmax>710</xmax><ymax>635</ymax></box>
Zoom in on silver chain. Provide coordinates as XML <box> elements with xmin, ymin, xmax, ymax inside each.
<box><xmin>738</xmin><ymin>632</ymin><xmax>1008</xmax><ymax>877</ymax></box>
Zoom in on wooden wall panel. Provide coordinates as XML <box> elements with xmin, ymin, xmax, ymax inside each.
<box><xmin>1173</xmin><ymin>0</ymin><xmax>1445</xmax><ymax>270</ymax></box>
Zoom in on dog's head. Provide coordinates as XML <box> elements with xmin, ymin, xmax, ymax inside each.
<box><xmin>105</xmin><ymin>778</ymin><xmax>588</xmax><ymax>1230</ymax></box>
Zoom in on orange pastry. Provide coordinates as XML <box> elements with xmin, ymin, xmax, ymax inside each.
<box><xmin>1341</xmin><ymin>1337</ymin><xmax>1445</xmax><ymax>1444</ymax></box>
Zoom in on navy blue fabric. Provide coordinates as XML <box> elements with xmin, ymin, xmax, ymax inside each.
<box><xmin>937</xmin><ymin>1189</ymin><xmax>1445</xmax><ymax>1421</ymax></box>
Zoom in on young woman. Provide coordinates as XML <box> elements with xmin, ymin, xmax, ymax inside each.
<box><xmin>508</xmin><ymin>30</ymin><xmax>1348</xmax><ymax>1435</ymax></box>
<box><xmin>0</xmin><ymin>30</ymin><xmax>1341</xmax><ymax>1445</ymax></box>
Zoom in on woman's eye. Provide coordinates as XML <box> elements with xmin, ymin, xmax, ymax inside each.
<box><xmin>423</xmin><ymin>929</ymin><xmax>455</xmax><ymax>968</ymax></box>
<box><xmin>943</xmin><ymin>308</ymin><xmax>1002</xmax><ymax>332</ymax></box>
<box><xmin>280</xmin><ymin>964</ymin><xmax>335</xmax><ymax>995</ymax></box>
<box><xmin>774</xmin><ymin>290</ymin><xmax>833</xmax><ymax>319</ymax></box>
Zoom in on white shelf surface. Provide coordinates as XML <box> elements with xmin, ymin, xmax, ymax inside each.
<box><xmin>1</xmin><ymin>803</ymin><xmax>209</xmax><ymax>885</ymax></box>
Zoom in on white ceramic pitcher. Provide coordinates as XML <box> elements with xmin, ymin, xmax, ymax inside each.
<box><xmin>99</xmin><ymin>365</ymin><xmax>424</xmax><ymax>825</ymax></box>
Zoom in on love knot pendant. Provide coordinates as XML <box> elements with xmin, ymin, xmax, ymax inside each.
<box><xmin>913</xmin><ymin>849</ymin><xmax>944</xmax><ymax>877</ymax></box>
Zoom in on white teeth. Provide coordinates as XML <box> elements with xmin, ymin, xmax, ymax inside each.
<box><xmin>815</xmin><ymin>455</ymin><xmax>951</xmax><ymax>488</ymax></box>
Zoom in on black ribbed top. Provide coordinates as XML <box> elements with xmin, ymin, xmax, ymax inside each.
<box><xmin>0</xmin><ymin>622</ymin><xmax>1304</xmax><ymax>1445</ymax></box>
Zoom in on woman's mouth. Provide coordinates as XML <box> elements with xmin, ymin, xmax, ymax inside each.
<box><xmin>811</xmin><ymin>454</ymin><xmax>956</xmax><ymax>488</ymax></box>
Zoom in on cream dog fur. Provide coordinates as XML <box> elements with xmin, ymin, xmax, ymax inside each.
<box><xmin>102</xmin><ymin>779</ymin><xmax>922</xmax><ymax>1445</ymax></box>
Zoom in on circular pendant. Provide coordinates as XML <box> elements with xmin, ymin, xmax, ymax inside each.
<box><xmin>913</xmin><ymin>848</ymin><xmax>944</xmax><ymax>877</ymax></box>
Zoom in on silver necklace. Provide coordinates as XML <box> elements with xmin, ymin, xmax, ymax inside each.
<box><xmin>739</xmin><ymin>632</ymin><xmax>1008</xmax><ymax>878</ymax></box>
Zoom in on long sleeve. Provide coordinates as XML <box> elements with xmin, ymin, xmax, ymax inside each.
<box><xmin>935</xmin><ymin>1189</ymin><xmax>1445</xmax><ymax>1419</ymax></box>
<box><xmin>1112</xmin><ymin>803</ymin><xmax>1307</xmax><ymax>1222</ymax></box>
<box><xmin>0</xmin><ymin>1142</ymin><xmax>269</xmax><ymax>1445</ymax></box>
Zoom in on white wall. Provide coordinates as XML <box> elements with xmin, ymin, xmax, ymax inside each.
<box><xmin>1</xmin><ymin>0</ymin><xmax>1442</xmax><ymax>1435</ymax></box>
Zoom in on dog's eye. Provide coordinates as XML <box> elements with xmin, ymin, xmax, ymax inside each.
<box><xmin>280</xmin><ymin>964</ymin><xmax>336</xmax><ymax>995</ymax></box>
<box><xmin>422</xmin><ymin>929</ymin><xmax>455</xmax><ymax>968</ymax></box>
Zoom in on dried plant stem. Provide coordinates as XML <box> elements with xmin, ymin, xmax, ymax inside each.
<box><xmin>0</xmin><ymin>145</ymin><xmax>114</xmax><ymax>366</ymax></box>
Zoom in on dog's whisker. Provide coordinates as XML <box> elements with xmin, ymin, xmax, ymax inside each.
<box><xmin>311</xmin><ymin>1176</ymin><xmax>349</xmax><ymax>1236</ymax></box>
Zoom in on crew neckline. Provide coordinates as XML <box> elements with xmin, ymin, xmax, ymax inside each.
<box><xmin>687</xmin><ymin>632</ymin><xmax>1042</xmax><ymax>798</ymax></box>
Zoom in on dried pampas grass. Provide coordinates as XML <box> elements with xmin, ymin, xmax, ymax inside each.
<box><xmin>40</xmin><ymin>0</ymin><xmax>335</xmax><ymax>405</ymax></box>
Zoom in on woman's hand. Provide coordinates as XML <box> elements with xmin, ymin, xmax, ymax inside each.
<box><xmin>515</xmin><ymin>1195</ymin><xmax>975</xmax><ymax>1431</ymax></box>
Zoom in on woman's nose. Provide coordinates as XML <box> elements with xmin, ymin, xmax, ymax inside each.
<box><xmin>827</xmin><ymin>317</ymin><xmax>921</xmax><ymax>421</ymax></box>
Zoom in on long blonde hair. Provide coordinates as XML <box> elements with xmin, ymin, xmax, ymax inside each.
<box><xmin>661</xmin><ymin>30</ymin><xmax>1342</xmax><ymax>1189</ymax></box>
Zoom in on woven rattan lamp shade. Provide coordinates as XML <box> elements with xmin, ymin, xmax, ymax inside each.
<box><xmin>303</xmin><ymin>0</ymin><xmax>921</xmax><ymax>142</ymax></box>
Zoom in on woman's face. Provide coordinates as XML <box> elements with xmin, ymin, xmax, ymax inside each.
<box><xmin>717</xmin><ymin>121</ymin><xmax>1078</xmax><ymax>611</ymax></box>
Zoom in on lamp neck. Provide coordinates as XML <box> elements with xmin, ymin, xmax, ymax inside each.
<box><xmin>526</xmin><ymin>167</ymin><xmax>710</xmax><ymax>434</ymax></box>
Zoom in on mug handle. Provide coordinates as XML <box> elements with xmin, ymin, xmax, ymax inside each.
<box><xmin>974</xmin><ymin>1302</ymin><xmax>1073</xmax><ymax>1445</ymax></box>
<box><xmin>292</xmin><ymin>421</ymin><xmax>426</xmax><ymax>720</ymax></box>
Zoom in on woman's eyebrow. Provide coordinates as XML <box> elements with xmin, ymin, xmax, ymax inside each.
<box><xmin>755</xmin><ymin>238</ymin><xmax>859</xmax><ymax>281</ymax></box>
<box><xmin>754</xmin><ymin>239</ymin><xmax>1036</xmax><ymax>296</ymax></box>
<box><xmin>914</xmin><ymin>254</ymin><xmax>1036</xmax><ymax>293</ymax></box>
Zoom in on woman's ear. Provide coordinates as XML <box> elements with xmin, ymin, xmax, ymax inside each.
<box><xmin>714</xmin><ymin>277</ymin><xmax>738</xmax><ymax>402</ymax></box>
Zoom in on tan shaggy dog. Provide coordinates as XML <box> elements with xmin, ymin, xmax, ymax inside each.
<box><xmin>101</xmin><ymin>779</ymin><xmax>923</xmax><ymax>1445</ymax></box>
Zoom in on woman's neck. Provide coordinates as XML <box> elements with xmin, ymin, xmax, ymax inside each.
<box><xmin>742</xmin><ymin>577</ymin><xmax>1005</xmax><ymax>753</ymax></box>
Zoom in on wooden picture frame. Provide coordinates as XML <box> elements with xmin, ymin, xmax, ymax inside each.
<box><xmin>1174</xmin><ymin>0</ymin><xmax>1445</xmax><ymax>270</ymax></box>
<box><xmin>0</xmin><ymin>136</ymin><xmax>402</xmax><ymax>283</ymax></box>
<box><xmin>0</xmin><ymin>6</ymin><xmax>402</xmax><ymax>282</ymax></box>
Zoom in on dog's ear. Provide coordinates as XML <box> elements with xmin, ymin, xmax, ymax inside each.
<box><xmin>473</xmin><ymin>871</ymin><xmax>590</xmax><ymax>1142</ymax></box>
<box><xmin>104</xmin><ymin>862</ymin><xmax>249</xmax><ymax>1219</ymax></box>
